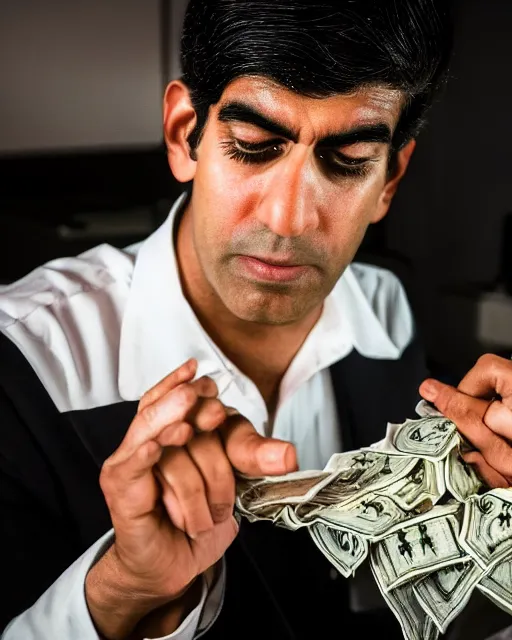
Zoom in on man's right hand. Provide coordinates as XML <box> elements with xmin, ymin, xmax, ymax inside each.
<box><xmin>85</xmin><ymin>358</ymin><xmax>297</xmax><ymax>640</ymax></box>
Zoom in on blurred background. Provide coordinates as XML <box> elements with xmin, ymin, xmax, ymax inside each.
<box><xmin>1</xmin><ymin>0</ymin><xmax>511</xmax><ymax>381</ymax></box>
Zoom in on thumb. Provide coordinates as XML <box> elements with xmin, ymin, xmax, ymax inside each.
<box><xmin>419</xmin><ymin>377</ymin><xmax>489</xmax><ymax>420</ymax></box>
<box><xmin>221</xmin><ymin>412</ymin><xmax>298</xmax><ymax>476</ymax></box>
<box><xmin>419</xmin><ymin>378</ymin><xmax>454</xmax><ymax>408</ymax></box>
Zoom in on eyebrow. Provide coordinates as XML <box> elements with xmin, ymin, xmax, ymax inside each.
<box><xmin>217</xmin><ymin>101</ymin><xmax>392</xmax><ymax>148</ymax></box>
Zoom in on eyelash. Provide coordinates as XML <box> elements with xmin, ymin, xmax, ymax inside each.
<box><xmin>219</xmin><ymin>139</ymin><xmax>371</xmax><ymax>178</ymax></box>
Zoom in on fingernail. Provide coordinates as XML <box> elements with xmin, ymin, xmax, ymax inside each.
<box><xmin>210</xmin><ymin>503</ymin><xmax>231</xmax><ymax>523</ymax></box>
<box><xmin>258</xmin><ymin>442</ymin><xmax>285</xmax><ymax>469</ymax></box>
<box><xmin>420</xmin><ymin>380</ymin><xmax>438</xmax><ymax>401</ymax></box>
<box><xmin>259</xmin><ymin>442</ymin><xmax>295</xmax><ymax>473</ymax></box>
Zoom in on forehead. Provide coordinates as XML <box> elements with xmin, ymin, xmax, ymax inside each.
<box><xmin>214</xmin><ymin>76</ymin><xmax>404</xmax><ymax>134</ymax></box>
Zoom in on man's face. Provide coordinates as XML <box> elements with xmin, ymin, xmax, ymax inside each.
<box><xmin>181</xmin><ymin>76</ymin><xmax>406</xmax><ymax>326</ymax></box>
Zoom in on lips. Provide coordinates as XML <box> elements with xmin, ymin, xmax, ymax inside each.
<box><xmin>236</xmin><ymin>255</ymin><xmax>309</xmax><ymax>283</ymax></box>
<box><xmin>248</xmin><ymin>256</ymin><xmax>301</xmax><ymax>267</ymax></box>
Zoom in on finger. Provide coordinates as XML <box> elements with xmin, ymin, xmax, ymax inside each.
<box><xmin>154</xmin><ymin>396</ymin><xmax>227</xmax><ymax>444</ymax></box>
<box><xmin>138</xmin><ymin>358</ymin><xmax>197</xmax><ymax>411</ymax></box>
<box><xmin>100</xmin><ymin>440</ymin><xmax>163</xmax><ymax>520</ymax></box>
<box><xmin>156</xmin><ymin>422</ymin><xmax>194</xmax><ymax>447</ymax></box>
<box><xmin>189</xmin><ymin>517</ymin><xmax>239</xmax><ymax>575</ymax></box>
<box><xmin>462</xmin><ymin>451</ymin><xmax>510</xmax><ymax>489</ymax></box>
<box><xmin>189</xmin><ymin>375</ymin><xmax>219</xmax><ymax>399</ymax></box>
<box><xmin>154</xmin><ymin>468</ymin><xmax>186</xmax><ymax>531</ymax></box>
<box><xmin>186</xmin><ymin>397</ymin><xmax>227</xmax><ymax>432</ymax></box>
<box><xmin>158</xmin><ymin>447</ymin><xmax>214</xmax><ymax>538</ymax></box>
<box><xmin>187</xmin><ymin>432</ymin><xmax>235</xmax><ymax>523</ymax></box>
<box><xmin>482</xmin><ymin>399</ymin><xmax>512</xmax><ymax>441</ymax></box>
<box><xmin>118</xmin><ymin>377</ymin><xmax>222</xmax><ymax>461</ymax></box>
<box><xmin>420</xmin><ymin>380</ymin><xmax>512</xmax><ymax>477</ymax></box>
<box><xmin>221</xmin><ymin>412</ymin><xmax>298</xmax><ymax>476</ymax></box>
<box><xmin>122</xmin><ymin>381</ymin><xmax>210</xmax><ymax>458</ymax></box>
<box><xmin>457</xmin><ymin>354</ymin><xmax>512</xmax><ymax>409</ymax></box>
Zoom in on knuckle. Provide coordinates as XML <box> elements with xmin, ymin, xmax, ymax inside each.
<box><xmin>477</xmin><ymin>353</ymin><xmax>497</xmax><ymax>368</ymax></box>
<box><xmin>180</xmin><ymin>479</ymin><xmax>205</xmax><ymax>503</ymax></box>
<box><xmin>175</xmin><ymin>384</ymin><xmax>197</xmax><ymax>409</ymax></box>
<box><xmin>140</xmin><ymin>402</ymin><xmax>159</xmax><ymax>428</ymax></box>
<box><xmin>198</xmin><ymin>400</ymin><xmax>226</xmax><ymax>428</ymax></box>
<box><xmin>477</xmin><ymin>353</ymin><xmax>505</xmax><ymax>380</ymax></box>
<box><xmin>139</xmin><ymin>389</ymin><xmax>156</xmax><ymax>409</ymax></box>
<box><xmin>99</xmin><ymin>462</ymin><xmax>117</xmax><ymax>496</ymax></box>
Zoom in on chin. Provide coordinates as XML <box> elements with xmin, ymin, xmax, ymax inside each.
<box><xmin>225</xmin><ymin>290</ymin><xmax>314</xmax><ymax>326</ymax></box>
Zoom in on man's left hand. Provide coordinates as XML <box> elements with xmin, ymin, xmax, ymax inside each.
<box><xmin>419</xmin><ymin>354</ymin><xmax>512</xmax><ymax>489</ymax></box>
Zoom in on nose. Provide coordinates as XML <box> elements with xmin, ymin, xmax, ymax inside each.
<box><xmin>255</xmin><ymin>148</ymin><xmax>320</xmax><ymax>237</ymax></box>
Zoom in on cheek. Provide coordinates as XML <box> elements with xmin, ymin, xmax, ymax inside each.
<box><xmin>196</xmin><ymin>155</ymin><xmax>261</xmax><ymax>234</ymax></box>
<box><xmin>193</xmin><ymin>158</ymin><xmax>251</xmax><ymax>257</ymax></box>
<box><xmin>324</xmin><ymin>177</ymin><xmax>386</xmax><ymax>234</ymax></box>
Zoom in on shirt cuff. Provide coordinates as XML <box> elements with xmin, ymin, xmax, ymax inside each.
<box><xmin>146</xmin><ymin>559</ymin><xmax>225</xmax><ymax>640</ymax></box>
<box><xmin>2</xmin><ymin>529</ymin><xmax>226</xmax><ymax>640</ymax></box>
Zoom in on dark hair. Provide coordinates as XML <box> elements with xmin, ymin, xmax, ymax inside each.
<box><xmin>180</xmin><ymin>0</ymin><xmax>453</xmax><ymax>159</ymax></box>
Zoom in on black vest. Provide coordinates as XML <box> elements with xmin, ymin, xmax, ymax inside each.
<box><xmin>0</xmin><ymin>333</ymin><xmax>427</xmax><ymax>637</ymax></box>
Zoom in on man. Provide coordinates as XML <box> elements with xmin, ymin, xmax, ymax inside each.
<box><xmin>1</xmin><ymin>1</ymin><xmax>511</xmax><ymax>639</ymax></box>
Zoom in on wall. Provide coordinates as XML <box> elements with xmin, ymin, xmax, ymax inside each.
<box><xmin>0</xmin><ymin>0</ymin><xmax>163</xmax><ymax>153</ymax></box>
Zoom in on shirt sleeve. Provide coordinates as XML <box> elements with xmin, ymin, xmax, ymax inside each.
<box><xmin>0</xmin><ymin>382</ymin><xmax>226</xmax><ymax>639</ymax></box>
<box><xmin>2</xmin><ymin>530</ymin><xmax>226</xmax><ymax>640</ymax></box>
<box><xmin>148</xmin><ymin>560</ymin><xmax>226</xmax><ymax>640</ymax></box>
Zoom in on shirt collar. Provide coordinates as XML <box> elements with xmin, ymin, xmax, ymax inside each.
<box><xmin>332</xmin><ymin>265</ymin><xmax>410</xmax><ymax>361</ymax></box>
<box><xmin>118</xmin><ymin>191</ymin><xmax>237</xmax><ymax>400</ymax></box>
<box><xmin>118</xmin><ymin>192</ymin><xmax>407</xmax><ymax>400</ymax></box>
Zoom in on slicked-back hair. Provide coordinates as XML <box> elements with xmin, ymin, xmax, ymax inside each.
<box><xmin>180</xmin><ymin>0</ymin><xmax>453</xmax><ymax>161</ymax></box>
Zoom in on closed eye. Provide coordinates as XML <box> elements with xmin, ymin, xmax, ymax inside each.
<box><xmin>317</xmin><ymin>149</ymin><xmax>374</xmax><ymax>178</ymax></box>
<box><xmin>220</xmin><ymin>138</ymin><xmax>374</xmax><ymax>178</ymax></box>
<box><xmin>220</xmin><ymin>138</ymin><xmax>283</xmax><ymax>164</ymax></box>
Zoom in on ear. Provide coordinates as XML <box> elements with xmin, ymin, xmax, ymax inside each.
<box><xmin>163</xmin><ymin>80</ymin><xmax>198</xmax><ymax>183</ymax></box>
<box><xmin>370</xmin><ymin>139</ymin><xmax>416</xmax><ymax>223</ymax></box>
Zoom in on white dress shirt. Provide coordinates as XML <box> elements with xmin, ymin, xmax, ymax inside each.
<box><xmin>0</xmin><ymin>191</ymin><xmax>414</xmax><ymax>639</ymax></box>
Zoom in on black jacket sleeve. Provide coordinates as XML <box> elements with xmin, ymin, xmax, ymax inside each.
<box><xmin>0</xmin><ymin>386</ymin><xmax>83</xmax><ymax>632</ymax></box>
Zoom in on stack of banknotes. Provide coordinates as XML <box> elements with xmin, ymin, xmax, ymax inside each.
<box><xmin>235</xmin><ymin>401</ymin><xmax>512</xmax><ymax>640</ymax></box>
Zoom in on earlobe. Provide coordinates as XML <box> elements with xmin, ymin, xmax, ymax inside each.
<box><xmin>371</xmin><ymin>139</ymin><xmax>416</xmax><ymax>223</ymax></box>
<box><xmin>163</xmin><ymin>80</ymin><xmax>198</xmax><ymax>183</ymax></box>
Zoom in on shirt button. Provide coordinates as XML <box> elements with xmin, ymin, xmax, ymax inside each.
<box><xmin>329</xmin><ymin>568</ymin><xmax>338</xmax><ymax>581</ymax></box>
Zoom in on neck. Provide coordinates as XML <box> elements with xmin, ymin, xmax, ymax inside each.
<box><xmin>175</xmin><ymin>203</ymin><xmax>322</xmax><ymax>408</ymax></box>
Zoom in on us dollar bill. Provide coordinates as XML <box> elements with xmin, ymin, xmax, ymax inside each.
<box><xmin>412</xmin><ymin>560</ymin><xmax>484</xmax><ymax>633</ymax></box>
<box><xmin>309</xmin><ymin>522</ymin><xmax>368</xmax><ymax>577</ymax></box>
<box><xmin>304</xmin><ymin>492</ymin><xmax>409</xmax><ymax>539</ymax></box>
<box><xmin>234</xmin><ymin>408</ymin><xmax>512</xmax><ymax>640</ymax></box>
<box><xmin>370</xmin><ymin>575</ymin><xmax>440</xmax><ymax>640</ymax></box>
<box><xmin>370</xmin><ymin>504</ymin><xmax>468</xmax><ymax>592</ymax></box>
<box><xmin>477</xmin><ymin>556</ymin><xmax>512</xmax><ymax>615</ymax></box>
<box><xmin>445</xmin><ymin>448</ymin><xmax>483</xmax><ymax>502</ymax></box>
<box><xmin>367</xmin><ymin>416</ymin><xmax>459</xmax><ymax>461</ymax></box>
<box><xmin>459</xmin><ymin>489</ymin><xmax>512</xmax><ymax>571</ymax></box>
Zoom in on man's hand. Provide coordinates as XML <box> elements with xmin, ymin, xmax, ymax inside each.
<box><xmin>85</xmin><ymin>358</ymin><xmax>297</xmax><ymax>639</ymax></box>
<box><xmin>419</xmin><ymin>354</ymin><xmax>512</xmax><ymax>489</ymax></box>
